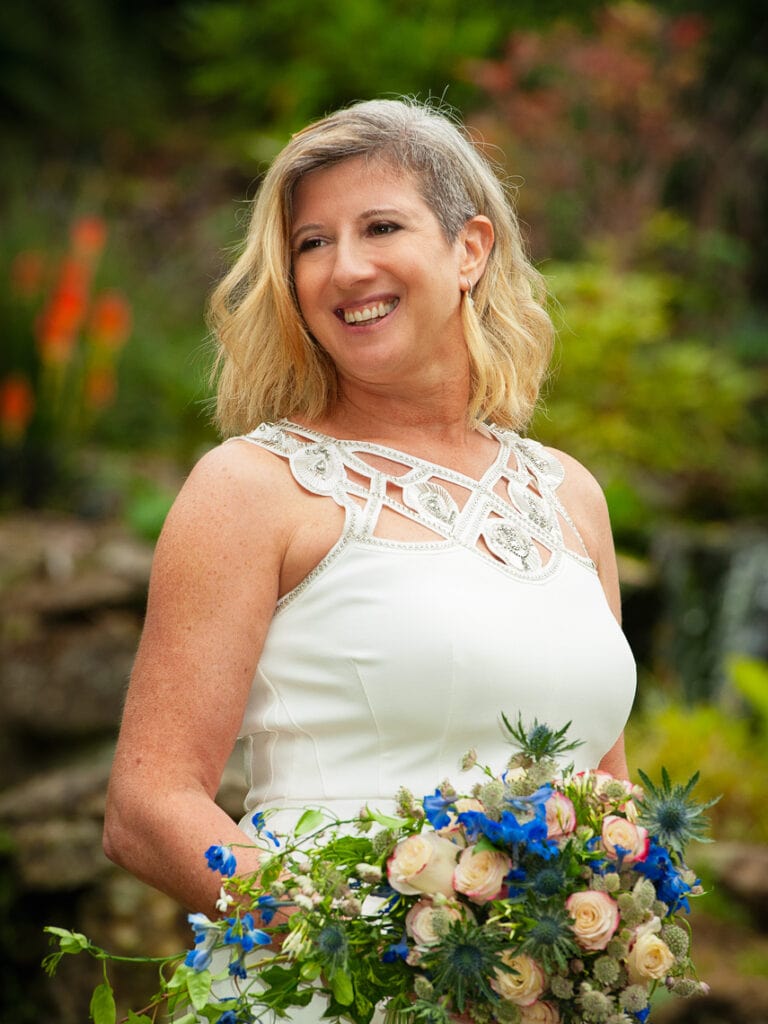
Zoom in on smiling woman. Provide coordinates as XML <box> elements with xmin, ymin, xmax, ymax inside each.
<box><xmin>102</xmin><ymin>98</ymin><xmax>636</xmax><ymax>1022</ymax></box>
<box><xmin>288</xmin><ymin>156</ymin><xmax>493</xmax><ymax>393</ymax></box>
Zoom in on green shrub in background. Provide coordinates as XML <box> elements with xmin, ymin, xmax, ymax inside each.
<box><xmin>533</xmin><ymin>257</ymin><xmax>761</xmax><ymax>542</ymax></box>
<box><xmin>626</xmin><ymin>661</ymin><xmax>768</xmax><ymax>844</ymax></box>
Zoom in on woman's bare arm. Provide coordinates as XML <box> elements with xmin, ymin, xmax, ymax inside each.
<box><xmin>103</xmin><ymin>442</ymin><xmax>290</xmax><ymax>914</ymax></box>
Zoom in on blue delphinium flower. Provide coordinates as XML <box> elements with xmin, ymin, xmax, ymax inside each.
<box><xmin>218</xmin><ymin>1011</ymin><xmax>239</xmax><ymax>1024</ymax></box>
<box><xmin>205</xmin><ymin>844</ymin><xmax>238</xmax><ymax>877</ymax></box>
<box><xmin>382</xmin><ymin>932</ymin><xmax>410</xmax><ymax>963</ymax></box>
<box><xmin>255</xmin><ymin>894</ymin><xmax>281</xmax><ymax>925</ymax></box>
<box><xmin>503</xmin><ymin>782</ymin><xmax>553</xmax><ymax>813</ymax></box>
<box><xmin>423</xmin><ymin>789</ymin><xmax>456</xmax><ymax>830</ymax></box>
<box><xmin>634</xmin><ymin>840</ymin><xmax>694</xmax><ymax>913</ymax></box>
<box><xmin>185</xmin><ymin>912</ymin><xmax>219</xmax><ymax>971</ymax></box>
<box><xmin>225</xmin><ymin>913</ymin><xmax>271</xmax><ymax>952</ymax></box>
<box><xmin>228</xmin><ymin>957</ymin><xmax>248</xmax><ymax>980</ymax></box>
<box><xmin>251</xmin><ymin>811</ymin><xmax>280</xmax><ymax>847</ymax></box>
<box><xmin>458</xmin><ymin>806</ymin><xmax>548</xmax><ymax>847</ymax></box>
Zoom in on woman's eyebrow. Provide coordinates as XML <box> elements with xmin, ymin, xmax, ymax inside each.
<box><xmin>291</xmin><ymin>205</ymin><xmax>416</xmax><ymax>244</ymax></box>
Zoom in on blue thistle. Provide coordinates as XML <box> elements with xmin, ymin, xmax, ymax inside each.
<box><xmin>501</xmin><ymin>714</ymin><xmax>584</xmax><ymax>761</ymax></box>
<box><xmin>636</xmin><ymin>767</ymin><xmax>719</xmax><ymax>858</ymax></box>
<box><xmin>418</xmin><ymin>920</ymin><xmax>508</xmax><ymax>1013</ymax></box>
<box><xmin>316</xmin><ymin>924</ymin><xmax>349</xmax><ymax>973</ymax></box>
<box><xmin>517</xmin><ymin>905</ymin><xmax>579</xmax><ymax>972</ymax></box>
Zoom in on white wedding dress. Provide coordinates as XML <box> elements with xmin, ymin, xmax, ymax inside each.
<box><xmin>209</xmin><ymin>420</ymin><xmax>636</xmax><ymax>1022</ymax></box>
<box><xmin>234</xmin><ymin>421</ymin><xmax>636</xmax><ymax>839</ymax></box>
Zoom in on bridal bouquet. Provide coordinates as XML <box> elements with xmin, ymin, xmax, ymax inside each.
<box><xmin>44</xmin><ymin>718</ymin><xmax>715</xmax><ymax>1024</ymax></box>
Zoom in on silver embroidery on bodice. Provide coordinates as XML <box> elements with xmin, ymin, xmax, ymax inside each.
<box><xmin>242</xmin><ymin>420</ymin><xmax>596</xmax><ymax>604</ymax></box>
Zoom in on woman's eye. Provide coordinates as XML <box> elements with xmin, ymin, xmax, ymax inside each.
<box><xmin>368</xmin><ymin>222</ymin><xmax>399</xmax><ymax>237</ymax></box>
<box><xmin>296</xmin><ymin>237</ymin><xmax>326</xmax><ymax>253</ymax></box>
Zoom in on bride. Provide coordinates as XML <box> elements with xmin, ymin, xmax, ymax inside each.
<box><xmin>103</xmin><ymin>99</ymin><xmax>635</xmax><ymax>933</ymax></box>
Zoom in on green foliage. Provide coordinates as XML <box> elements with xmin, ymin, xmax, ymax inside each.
<box><xmin>727</xmin><ymin>656</ymin><xmax>768</xmax><ymax>732</ymax></box>
<box><xmin>89</xmin><ymin>980</ymin><xmax>116</xmax><ymax>1024</ymax></box>
<box><xmin>0</xmin><ymin>0</ymin><xmax>179</xmax><ymax>163</ymax></box>
<box><xmin>626</xmin><ymin>696</ymin><xmax>768</xmax><ymax>843</ymax></box>
<box><xmin>180</xmin><ymin>0</ymin><xmax>605</xmax><ymax>152</ymax></box>
<box><xmin>532</xmin><ymin>259</ymin><xmax>759</xmax><ymax>538</ymax></box>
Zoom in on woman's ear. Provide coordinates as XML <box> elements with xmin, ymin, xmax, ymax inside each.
<box><xmin>459</xmin><ymin>215</ymin><xmax>494</xmax><ymax>283</ymax></box>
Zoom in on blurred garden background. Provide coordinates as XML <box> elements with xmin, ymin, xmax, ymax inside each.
<box><xmin>0</xmin><ymin>0</ymin><xmax>767</xmax><ymax>1020</ymax></box>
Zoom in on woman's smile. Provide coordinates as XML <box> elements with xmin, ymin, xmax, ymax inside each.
<box><xmin>336</xmin><ymin>296</ymin><xmax>400</xmax><ymax>326</ymax></box>
<box><xmin>291</xmin><ymin>156</ymin><xmax>468</xmax><ymax>385</ymax></box>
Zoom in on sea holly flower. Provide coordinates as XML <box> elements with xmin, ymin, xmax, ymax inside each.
<box><xmin>419</xmin><ymin>919</ymin><xmax>510</xmax><ymax>1013</ymax></box>
<box><xmin>517</xmin><ymin>907</ymin><xmax>580</xmax><ymax>973</ymax></box>
<box><xmin>205</xmin><ymin>844</ymin><xmax>237</xmax><ymax>877</ymax></box>
<box><xmin>635</xmin><ymin>767</ymin><xmax>718</xmax><ymax>857</ymax></box>
<box><xmin>501</xmin><ymin>714</ymin><xmax>584</xmax><ymax>761</ymax></box>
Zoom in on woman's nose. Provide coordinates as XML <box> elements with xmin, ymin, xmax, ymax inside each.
<box><xmin>330</xmin><ymin>237</ymin><xmax>375</xmax><ymax>289</ymax></box>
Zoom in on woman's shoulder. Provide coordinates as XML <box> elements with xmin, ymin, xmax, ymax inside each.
<box><xmin>157</xmin><ymin>434</ymin><xmax>300</xmax><ymax>556</ymax></box>
<box><xmin>543</xmin><ymin>446</ymin><xmax>608</xmax><ymax>510</ymax></box>
<box><xmin>541</xmin><ymin>445</ymin><xmax>613</xmax><ymax>564</ymax></box>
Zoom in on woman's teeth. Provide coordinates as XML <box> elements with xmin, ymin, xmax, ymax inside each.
<box><xmin>342</xmin><ymin>298</ymin><xmax>399</xmax><ymax>324</ymax></box>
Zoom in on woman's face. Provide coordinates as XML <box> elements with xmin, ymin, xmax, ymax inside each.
<box><xmin>290</xmin><ymin>156</ymin><xmax>471</xmax><ymax>392</ymax></box>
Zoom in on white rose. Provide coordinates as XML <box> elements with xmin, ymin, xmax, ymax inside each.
<box><xmin>404</xmin><ymin>898</ymin><xmax>466</xmax><ymax>946</ymax></box>
<box><xmin>453</xmin><ymin>846</ymin><xmax>511</xmax><ymax>904</ymax></box>
<box><xmin>545</xmin><ymin>792</ymin><xmax>576</xmax><ymax>838</ymax></box>
<box><xmin>566</xmin><ymin>890</ymin><xmax>620</xmax><ymax>951</ymax></box>
<box><xmin>492</xmin><ymin>952</ymin><xmax>545</xmax><ymax>1006</ymax></box>
<box><xmin>627</xmin><ymin>918</ymin><xmax>675</xmax><ymax>983</ymax></box>
<box><xmin>520</xmin><ymin>1001</ymin><xmax>562</xmax><ymax>1023</ymax></box>
<box><xmin>601</xmin><ymin>814</ymin><xmax>649</xmax><ymax>865</ymax></box>
<box><xmin>387</xmin><ymin>832</ymin><xmax>459</xmax><ymax>897</ymax></box>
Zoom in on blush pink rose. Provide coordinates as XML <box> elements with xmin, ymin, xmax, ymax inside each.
<box><xmin>491</xmin><ymin>952</ymin><xmax>546</xmax><ymax>1006</ymax></box>
<box><xmin>453</xmin><ymin>846</ymin><xmax>511</xmax><ymax>904</ymax></box>
<box><xmin>566</xmin><ymin>890</ymin><xmax>620</xmax><ymax>951</ymax></box>
<box><xmin>387</xmin><ymin>832</ymin><xmax>459</xmax><ymax>897</ymax></box>
<box><xmin>627</xmin><ymin>918</ymin><xmax>675</xmax><ymax>983</ymax></box>
<box><xmin>404</xmin><ymin>898</ymin><xmax>468</xmax><ymax>946</ymax></box>
<box><xmin>545</xmin><ymin>792</ymin><xmax>577</xmax><ymax>838</ymax></box>
<box><xmin>601</xmin><ymin>814</ymin><xmax>650</xmax><ymax>865</ymax></box>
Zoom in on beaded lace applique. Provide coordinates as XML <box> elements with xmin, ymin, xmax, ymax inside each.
<box><xmin>240</xmin><ymin>421</ymin><xmax>595</xmax><ymax>594</ymax></box>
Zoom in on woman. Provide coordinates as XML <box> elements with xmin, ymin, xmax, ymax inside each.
<box><xmin>103</xmin><ymin>99</ymin><xmax>636</xmax><ymax>923</ymax></box>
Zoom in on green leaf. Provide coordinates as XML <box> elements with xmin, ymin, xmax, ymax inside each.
<box><xmin>126</xmin><ymin>1013</ymin><xmax>153</xmax><ymax>1024</ymax></box>
<box><xmin>89</xmin><ymin>981</ymin><xmax>116</xmax><ymax>1024</ymax></box>
<box><xmin>44</xmin><ymin>926</ymin><xmax>90</xmax><ymax>954</ymax></box>
<box><xmin>294</xmin><ymin>808</ymin><xmax>326</xmax><ymax>836</ymax></box>
<box><xmin>171</xmin><ymin>1015</ymin><xmax>199</xmax><ymax>1024</ymax></box>
<box><xmin>186</xmin><ymin>968</ymin><xmax>213</xmax><ymax>1011</ymax></box>
<box><xmin>331</xmin><ymin>970</ymin><xmax>354</xmax><ymax>1006</ymax></box>
<box><xmin>361</xmin><ymin>806</ymin><xmax>408</xmax><ymax>829</ymax></box>
<box><xmin>300</xmin><ymin>961</ymin><xmax>322</xmax><ymax>981</ymax></box>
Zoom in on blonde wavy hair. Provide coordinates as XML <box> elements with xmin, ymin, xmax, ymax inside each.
<box><xmin>210</xmin><ymin>98</ymin><xmax>553</xmax><ymax>435</ymax></box>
